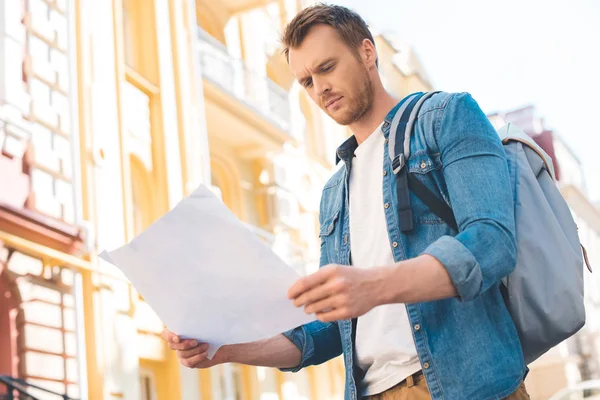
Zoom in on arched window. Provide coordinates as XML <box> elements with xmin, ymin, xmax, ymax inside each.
<box><xmin>210</xmin><ymin>156</ymin><xmax>244</xmax><ymax>219</ymax></box>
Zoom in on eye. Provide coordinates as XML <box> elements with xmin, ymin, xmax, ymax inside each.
<box><xmin>303</xmin><ymin>78</ymin><xmax>313</xmax><ymax>88</ymax></box>
<box><xmin>322</xmin><ymin>64</ymin><xmax>335</xmax><ymax>72</ymax></box>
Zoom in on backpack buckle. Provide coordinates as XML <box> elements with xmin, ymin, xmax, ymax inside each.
<box><xmin>392</xmin><ymin>154</ymin><xmax>406</xmax><ymax>175</ymax></box>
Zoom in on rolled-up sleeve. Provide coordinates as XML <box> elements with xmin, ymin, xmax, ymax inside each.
<box><xmin>280</xmin><ymin>320</ymin><xmax>342</xmax><ymax>372</ymax></box>
<box><xmin>422</xmin><ymin>93</ymin><xmax>517</xmax><ymax>302</ymax></box>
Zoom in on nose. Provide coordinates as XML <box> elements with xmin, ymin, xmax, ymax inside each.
<box><xmin>313</xmin><ymin>76</ymin><xmax>331</xmax><ymax>97</ymax></box>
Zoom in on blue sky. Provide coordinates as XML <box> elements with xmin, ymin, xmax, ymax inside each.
<box><xmin>333</xmin><ymin>0</ymin><xmax>600</xmax><ymax>202</ymax></box>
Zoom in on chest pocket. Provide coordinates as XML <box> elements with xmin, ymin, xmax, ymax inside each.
<box><xmin>319</xmin><ymin>209</ymin><xmax>342</xmax><ymax>264</ymax></box>
<box><xmin>407</xmin><ymin>151</ymin><xmax>449</xmax><ymax>224</ymax></box>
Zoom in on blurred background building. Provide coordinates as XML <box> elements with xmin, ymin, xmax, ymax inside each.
<box><xmin>0</xmin><ymin>0</ymin><xmax>595</xmax><ymax>399</ymax></box>
<box><xmin>0</xmin><ymin>0</ymin><xmax>430</xmax><ymax>399</ymax></box>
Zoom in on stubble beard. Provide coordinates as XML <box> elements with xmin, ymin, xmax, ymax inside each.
<box><xmin>332</xmin><ymin>69</ymin><xmax>374</xmax><ymax>126</ymax></box>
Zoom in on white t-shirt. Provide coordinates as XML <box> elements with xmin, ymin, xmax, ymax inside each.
<box><xmin>349</xmin><ymin>124</ymin><xmax>421</xmax><ymax>396</ymax></box>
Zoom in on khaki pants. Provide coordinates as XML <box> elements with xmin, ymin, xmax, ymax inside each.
<box><xmin>365</xmin><ymin>372</ymin><xmax>530</xmax><ymax>400</ymax></box>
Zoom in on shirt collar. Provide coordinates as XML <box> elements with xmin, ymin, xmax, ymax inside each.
<box><xmin>334</xmin><ymin>99</ymin><xmax>406</xmax><ymax>165</ymax></box>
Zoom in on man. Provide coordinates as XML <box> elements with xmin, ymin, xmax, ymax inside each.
<box><xmin>163</xmin><ymin>4</ymin><xmax>530</xmax><ymax>399</ymax></box>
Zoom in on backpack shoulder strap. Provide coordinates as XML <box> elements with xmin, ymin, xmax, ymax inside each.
<box><xmin>390</xmin><ymin>91</ymin><xmax>458</xmax><ymax>232</ymax></box>
<box><xmin>407</xmin><ymin>174</ymin><xmax>458</xmax><ymax>231</ymax></box>
<box><xmin>389</xmin><ymin>93</ymin><xmax>425</xmax><ymax>232</ymax></box>
<box><xmin>498</xmin><ymin>122</ymin><xmax>556</xmax><ymax>180</ymax></box>
<box><xmin>388</xmin><ymin>92</ymin><xmax>422</xmax><ymax>173</ymax></box>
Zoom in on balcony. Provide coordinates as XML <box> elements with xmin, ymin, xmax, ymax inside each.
<box><xmin>197</xmin><ymin>28</ymin><xmax>294</xmax><ymax>156</ymax></box>
<box><xmin>0</xmin><ymin>375</ymin><xmax>78</xmax><ymax>400</ymax></box>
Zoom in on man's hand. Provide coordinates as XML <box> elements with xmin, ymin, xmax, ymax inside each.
<box><xmin>162</xmin><ymin>329</ymin><xmax>226</xmax><ymax>369</ymax></box>
<box><xmin>288</xmin><ymin>256</ymin><xmax>459</xmax><ymax>322</ymax></box>
<box><xmin>288</xmin><ymin>264</ymin><xmax>388</xmax><ymax>322</ymax></box>
<box><xmin>162</xmin><ymin>330</ymin><xmax>302</xmax><ymax>369</ymax></box>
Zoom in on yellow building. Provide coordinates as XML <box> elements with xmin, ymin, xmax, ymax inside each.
<box><xmin>0</xmin><ymin>0</ymin><xmax>432</xmax><ymax>399</ymax></box>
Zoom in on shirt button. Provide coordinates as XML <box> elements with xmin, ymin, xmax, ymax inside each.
<box><xmin>384</xmin><ymin>138</ymin><xmax>389</xmax><ymax>144</ymax></box>
<box><xmin>384</xmin><ymin>203</ymin><xmax>390</xmax><ymax>209</ymax></box>
<box><xmin>392</xmin><ymin>242</ymin><xmax>398</xmax><ymax>248</ymax></box>
<box><xmin>383</xmin><ymin>170</ymin><xmax>387</xmax><ymax>176</ymax></box>
<box><xmin>421</xmin><ymin>161</ymin><xmax>427</xmax><ymax>169</ymax></box>
<box><xmin>423</xmin><ymin>362</ymin><xmax>430</xmax><ymax>369</ymax></box>
<box><xmin>414</xmin><ymin>324</ymin><xmax>421</xmax><ymax>331</ymax></box>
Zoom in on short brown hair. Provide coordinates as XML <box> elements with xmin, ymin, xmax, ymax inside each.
<box><xmin>281</xmin><ymin>4</ymin><xmax>377</xmax><ymax>66</ymax></box>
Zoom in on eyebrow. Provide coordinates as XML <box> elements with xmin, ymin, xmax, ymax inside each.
<box><xmin>298</xmin><ymin>57</ymin><xmax>337</xmax><ymax>86</ymax></box>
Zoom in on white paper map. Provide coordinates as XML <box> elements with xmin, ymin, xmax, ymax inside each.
<box><xmin>99</xmin><ymin>184</ymin><xmax>315</xmax><ymax>358</ymax></box>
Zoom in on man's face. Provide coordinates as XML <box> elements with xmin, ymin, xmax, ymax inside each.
<box><xmin>288</xmin><ymin>25</ymin><xmax>374</xmax><ymax>126</ymax></box>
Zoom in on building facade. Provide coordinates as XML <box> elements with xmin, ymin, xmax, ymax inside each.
<box><xmin>0</xmin><ymin>0</ymin><xmax>432</xmax><ymax>399</ymax></box>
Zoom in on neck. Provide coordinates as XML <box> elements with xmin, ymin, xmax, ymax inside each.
<box><xmin>349</xmin><ymin>85</ymin><xmax>398</xmax><ymax>144</ymax></box>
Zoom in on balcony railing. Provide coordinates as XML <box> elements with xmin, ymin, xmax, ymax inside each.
<box><xmin>196</xmin><ymin>28</ymin><xmax>290</xmax><ymax>132</ymax></box>
<box><xmin>0</xmin><ymin>375</ymin><xmax>77</xmax><ymax>400</ymax></box>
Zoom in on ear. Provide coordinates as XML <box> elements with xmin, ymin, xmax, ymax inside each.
<box><xmin>360</xmin><ymin>38</ymin><xmax>377</xmax><ymax>68</ymax></box>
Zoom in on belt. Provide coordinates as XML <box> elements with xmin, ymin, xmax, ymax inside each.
<box><xmin>364</xmin><ymin>370</ymin><xmax>425</xmax><ymax>399</ymax></box>
<box><xmin>402</xmin><ymin>370</ymin><xmax>424</xmax><ymax>388</ymax></box>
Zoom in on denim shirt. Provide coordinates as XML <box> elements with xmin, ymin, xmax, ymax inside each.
<box><xmin>281</xmin><ymin>92</ymin><xmax>527</xmax><ymax>400</ymax></box>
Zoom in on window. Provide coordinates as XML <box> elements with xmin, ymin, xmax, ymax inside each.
<box><xmin>124</xmin><ymin>82</ymin><xmax>152</xmax><ymax>143</ymax></box>
<box><xmin>120</xmin><ymin>0</ymin><xmax>158</xmax><ymax>75</ymax></box>
<box><xmin>119</xmin><ymin>0</ymin><xmax>162</xmax><ymax>238</ymax></box>
<box><xmin>122</xmin><ymin>0</ymin><xmax>136</xmax><ymax>67</ymax></box>
<box><xmin>139</xmin><ymin>369</ymin><xmax>157</xmax><ymax>400</ymax></box>
<box><xmin>213</xmin><ymin>364</ymin><xmax>244</xmax><ymax>400</ymax></box>
<box><xmin>130</xmin><ymin>156</ymin><xmax>153</xmax><ymax>236</ymax></box>
<box><xmin>125</xmin><ymin>80</ymin><xmax>154</xmax><ymax>237</ymax></box>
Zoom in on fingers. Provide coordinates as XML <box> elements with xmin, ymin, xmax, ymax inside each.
<box><xmin>162</xmin><ymin>329</ymin><xmax>212</xmax><ymax>369</ymax></box>
<box><xmin>304</xmin><ymin>294</ymin><xmax>344</xmax><ymax>315</ymax></box>
<box><xmin>316</xmin><ymin>307</ymin><xmax>348</xmax><ymax>323</ymax></box>
<box><xmin>181</xmin><ymin>350</ymin><xmax>210</xmax><ymax>368</ymax></box>
<box><xmin>288</xmin><ymin>264</ymin><xmax>339</xmax><ymax>300</ymax></box>
<box><xmin>162</xmin><ymin>329</ymin><xmax>203</xmax><ymax>351</ymax></box>
<box><xmin>169</xmin><ymin>339</ymin><xmax>200</xmax><ymax>351</ymax></box>
<box><xmin>161</xmin><ymin>329</ymin><xmax>178</xmax><ymax>343</ymax></box>
<box><xmin>294</xmin><ymin>277</ymin><xmax>344</xmax><ymax>308</ymax></box>
<box><xmin>178</xmin><ymin>342</ymin><xmax>209</xmax><ymax>359</ymax></box>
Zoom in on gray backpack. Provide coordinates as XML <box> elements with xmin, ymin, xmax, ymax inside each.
<box><xmin>390</xmin><ymin>92</ymin><xmax>593</xmax><ymax>364</ymax></box>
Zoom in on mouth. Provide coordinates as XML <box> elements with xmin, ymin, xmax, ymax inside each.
<box><xmin>325</xmin><ymin>96</ymin><xmax>343</xmax><ymax>109</ymax></box>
